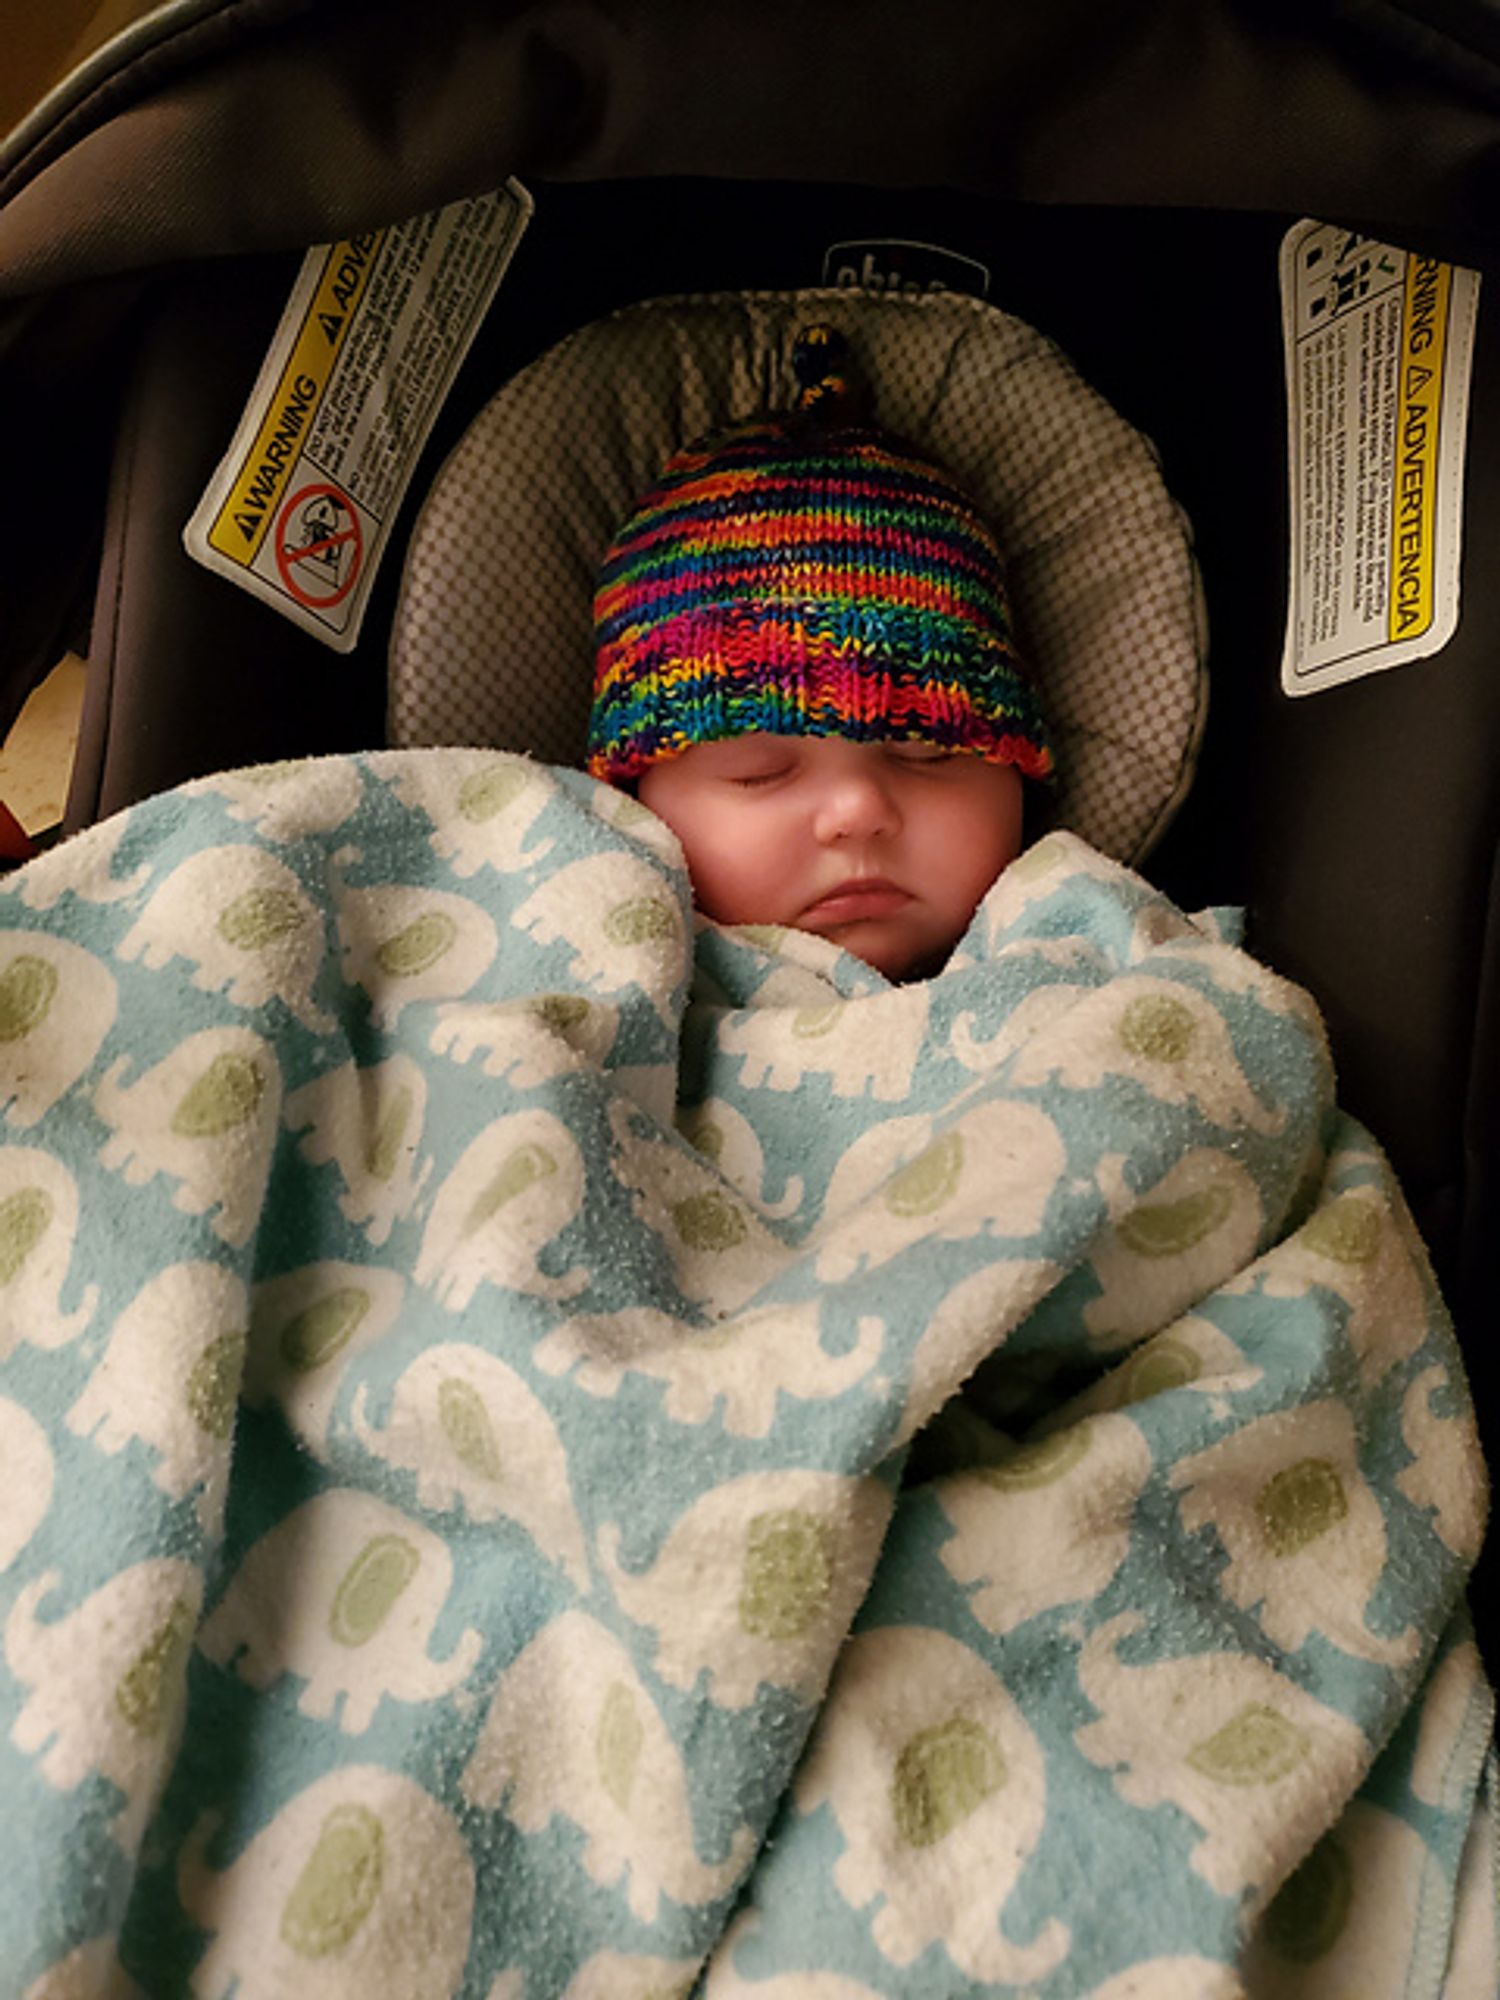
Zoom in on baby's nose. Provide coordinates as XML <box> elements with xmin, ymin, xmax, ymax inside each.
<box><xmin>813</xmin><ymin>765</ymin><xmax>900</xmax><ymax>842</ymax></box>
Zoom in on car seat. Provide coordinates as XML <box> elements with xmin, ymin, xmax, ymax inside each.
<box><xmin>1</xmin><ymin>0</ymin><xmax>1497</xmax><ymax>1649</ymax></box>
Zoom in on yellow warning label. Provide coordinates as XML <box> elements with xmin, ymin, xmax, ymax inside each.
<box><xmin>207</xmin><ymin>231</ymin><xmax>383</xmax><ymax>562</ymax></box>
<box><xmin>1387</xmin><ymin>255</ymin><xmax>1450</xmax><ymax>644</ymax></box>
<box><xmin>186</xmin><ymin>184</ymin><xmax>533</xmax><ymax>651</ymax></box>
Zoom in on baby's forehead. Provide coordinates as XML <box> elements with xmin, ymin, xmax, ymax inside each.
<box><xmin>667</xmin><ymin>733</ymin><xmax>909</xmax><ymax>772</ymax></box>
<box><xmin>681</xmin><ymin>732</ymin><xmax>803</xmax><ymax>765</ymax></box>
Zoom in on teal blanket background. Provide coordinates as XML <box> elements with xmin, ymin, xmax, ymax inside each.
<box><xmin>0</xmin><ymin>749</ymin><xmax>1489</xmax><ymax>1999</ymax></box>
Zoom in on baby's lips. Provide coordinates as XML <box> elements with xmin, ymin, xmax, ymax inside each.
<box><xmin>799</xmin><ymin>880</ymin><xmax>913</xmax><ymax>926</ymax></box>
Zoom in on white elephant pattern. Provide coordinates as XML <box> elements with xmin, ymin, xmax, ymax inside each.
<box><xmin>0</xmin><ymin>1148</ymin><xmax>97</xmax><ymax>1358</ymax></box>
<box><xmin>183</xmin><ymin>756</ymin><xmax>365</xmax><ymax>838</ymax></box>
<box><xmin>7</xmin><ymin>1558</ymin><xmax>202</xmax><ymax>1851</ymax></box>
<box><xmin>937</xmin><ymin>1410</ymin><xmax>1153</xmax><ymax>1635</ymax></box>
<box><xmin>352</xmin><ymin>1341</ymin><xmax>590</xmax><ymax>1588</ymax></box>
<box><xmin>533</xmin><ymin>1298</ymin><xmax>884</xmax><ymax>1439</ymax></box>
<box><xmin>414</xmin><ymin>1106</ymin><xmax>588</xmax><ymax>1307</ymax></box>
<box><xmin>511</xmin><ymin>850</ymin><xmax>688</xmax><ymax>1025</ymax></box>
<box><xmin>1171</xmin><ymin>1397</ymin><xmax>1420</xmax><ymax>1665</ymax></box>
<box><xmin>0</xmin><ymin>769</ymin><xmax>1482</xmax><ymax>1999</ymax></box>
<box><xmin>428</xmin><ymin>991</ymin><xmax>619</xmax><ymax>1087</ymax></box>
<box><xmin>600</xmin><ymin>1469</ymin><xmax>893</xmax><ymax>1709</ymax></box>
<box><xmin>335</xmin><ymin>877</ymin><xmax>498</xmax><ymax>1025</ymax></box>
<box><xmin>66</xmin><ymin>1260</ymin><xmax>248</xmax><ymax>1529</ymax></box>
<box><xmin>561</xmin><ymin>1951</ymin><xmax>699</xmax><ymax>2000</ymax></box>
<box><xmin>93</xmin><ymin>1025</ymin><xmax>282</xmax><ymax>1247</ymax></box>
<box><xmin>791</xmin><ymin>1624</ymin><xmax>1069</xmax><ymax>1982</ymax></box>
<box><xmin>182</xmin><ymin>1765</ymin><xmax>475</xmax><ymax>2000</ymax></box>
<box><xmin>716</xmin><ymin>976</ymin><xmax>929</xmax><ymax>1103</ymax></box>
<box><xmin>243</xmin><ymin>1258</ymin><xmax>407</xmax><ymax>1454</ymax></box>
<box><xmin>460</xmin><ymin>1608</ymin><xmax>757</xmax><ymax>1923</ymax></box>
<box><xmin>0</xmin><ymin>931</ymin><xmax>117</xmax><ymax>1127</ymax></box>
<box><xmin>117</xmin><ymin>845</ymin><xmax>333</xmax><ymax>1031</ymax></box>
<box><xmin>284</xmin><ymin>1052</ymin><xmax>431</xmax><ymax>1246</ymax></box>
<box><xmin>13</xmin><ymin>811</ymin><xmax>150</xmax><ymax>912</ymax></box>
<box><xmin>0</xmin><ymin>1394</ymin><xmax>54</xmax><ymax>1570</ymax></box>
<box><xmin>1074</xmin><ymin>1611</ymin><xmax>1370</xmax><ymax>1904</ymax></box>
<box><xmin>197</xmin><ymin>1489</ymin><xmax>483</xmax><ymax>1734</ymax></box>
<box><xmin>812</xmin><ymin>1097</ymin><xmax>1067</xmax><ymax>1281</ymax></box>
<box><xmin>1085</xmin><ymin>1148</ymin><xmax>1265</xmax><ymax>1348</ymax></box>
<box><xmin>379</xmin><ymin>748</ymin><xmax>558</xmax><ymax>875</ymax></box>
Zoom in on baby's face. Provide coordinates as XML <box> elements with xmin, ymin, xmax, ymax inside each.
<box><xmin>637</xmin><ymin>733</ymin><xmax>1025</xmax><ymax>979</ymax></box>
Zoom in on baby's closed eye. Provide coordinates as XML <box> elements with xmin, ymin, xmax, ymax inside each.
<box><xmin>727</xmin><ymin>765</ymin><xmax>794</xmax><ymax>788</ymax></box>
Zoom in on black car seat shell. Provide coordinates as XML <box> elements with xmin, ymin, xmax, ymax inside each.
<box><xmin>0</xmin><ymin>0</ymin><xmax>1497</xmax><ymax>1636</ymax></box>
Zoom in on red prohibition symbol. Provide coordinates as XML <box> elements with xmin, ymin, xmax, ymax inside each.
<box><xmin>274</xmin><ymin>482</ymin><xmax>363</xmax><ymax>608</ymax></box>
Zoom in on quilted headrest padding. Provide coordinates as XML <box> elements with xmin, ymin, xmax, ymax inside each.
<box><xmin>391</xmin><ymin>288</ymin><xmax>1206</xmax><ymax>862</ymax></box>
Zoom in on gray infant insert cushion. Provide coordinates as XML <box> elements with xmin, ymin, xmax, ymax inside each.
<box><xmin>389</xmin><ymin>287</ymin><xmax>1207</xmax><ymax>863</ymax></box>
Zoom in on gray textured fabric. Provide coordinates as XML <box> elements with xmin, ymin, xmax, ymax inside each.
<box><xmin>390</xmin><ymin>287</ymin><xmax>1206</xmax><ymax>865</ymax></box>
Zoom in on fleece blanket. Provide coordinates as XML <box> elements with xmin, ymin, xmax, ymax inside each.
<box><xmin>0</xmin><ymin>748</ymin><xmax>1492</xmax><ymax>2000</ymax></box>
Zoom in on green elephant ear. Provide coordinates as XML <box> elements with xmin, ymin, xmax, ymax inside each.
<box><xmin>0</xmin><ymin>1185</ymin><xmax>52</xmax><ymax>1283</ymax></box>
<box><xmin>115</xmin><ymin>1596</ymin><xmax>196</xmax><ymax>1737</ymax></box>
<box><xmin>1300</xmin><ymin>1195</ymin><xmax>1382</xmax><ymax>1265</ymax></box>
<box><xmin>377</xmin><ymin>911</ymin><xmax>457</xmax><ymax>977</ymax></box>
<box><xmin>672</xmin><ymin>1190</ymin><xmax>748</xmax><ymax>1252</ymax></box>
<box><xmin>603</xmin><ymin>896</ymin><xmax>677</xmax><ymax>947</ymax></box>
<box><xmin>280</xmin><ymin>1804</ymin><xmax>385</xmax><ymax>1958</ymax></box>
<box><xmin>0</xmin><ymin>954</ymin><xmax>58</xmax><ymax>1041</ymax></box>
<box><xmin>463</xmin><ymin>1143</ymin><xmax>557</xmax><ymax>1233</ymax></box>
<box><xmin>218</xmin><ymin>887</ymin><xmax>304</xmax><ymax>951</ymax></box>
<box><xmin>1123</xmin><ymin>1335</ymin><xmax>1202</xmax><ymax>1402</ymax></box>
<box><xmin>1187</xmin><ymin>1703</ymin><xmax>1309</xmax><ymax>1785</ymax></box>
<box><xmin>279</xmin><ymin>1288</ymin><xmax>372</xmax><ymax>1373</ymax></box>
<box><xmin>457</xmin><ymin>762</ymin><xmax>533</xmax><ymax>822</ymax></box>
<box><xmin>1117</xmin><ymin>992</ymin><xmax>1198</xmax><ymax>1064</ymax></box>
<box><xmin>977</xmin><ymin>1423</ymin><xmax>1090</xmax><ymax>1491</ymax></box>
<box><xmin>791</xmin><ymin>1004</ymin><xmax>841</xmax><ymax>1041</ymax></box>
<box><xmin>364</xmin><ymin>1085</ymin><xmax>415</xmax><ymax>1183</ymax></box>
<box><xmin>531</xmin><ymin>994</ymin><xmax>591</xmax><ymax>1036</ymax></box>
<box><xmin>596</xmin><ymin>1681</ymin><xmax>644</xmax><ymax>1812</ymax></box>
<box><xmin>186</xmin><ymin>1329</ymin><xmax>247</xmax><ymax>1439</ymax></box>
<box><xmin>327</xmin><ymin>1535</ymin><xmax>419</xmax><ymax>1648</ymax></box>
<box><xmin>891</xmin><ymin>1714</ymin><xmax>1007</xmax><ymax>1847</ymax></box>
<box><xmin>1116</xmin><ymin>1183</ymin><xmax>1233</xmax><ymax>1257</ymax></box>
<box><xmin>738</xmin><ymin>1510</ymin><xmax>833</xmax><ymax>1640</ymax></box>
<box><xmin>171</xmin><ymin>1053</ymin><xmax>266</xmax><ymax>1137</ymax></box>
<box><xmin>438</xmin><ymin>1377</ymin><xmax>503</xmax><ymax>1482</ymax></box>
<box><xmin>1257</xmin><ymin>1458</ymin><xmax>1349</xmax><ymax>1557</ymax></box>
<box><xmin>886</xmin><ymin>1133</ymin><xmax>963</xmax><ymax>1218</ymax></box>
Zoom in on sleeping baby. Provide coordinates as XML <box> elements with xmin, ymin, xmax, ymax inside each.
<box><xmin>2</xmin><ymin>322</ymin><xmax>1489</xmax><ymax>1996</ymax></box>
<box><xmin>586</xmin><ymin>326</ymin><xmax>1053</xmax><ymax>978</ymax></box>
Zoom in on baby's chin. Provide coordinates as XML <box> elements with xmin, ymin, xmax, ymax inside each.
<box><xmin>801</xmin><ymin>916</ymin><xmax>959</xmax><ymax>982</ymax></box>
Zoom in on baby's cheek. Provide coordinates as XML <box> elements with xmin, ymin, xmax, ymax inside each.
<box><xmin>685</xmin><ymin>844</ymin><xmax>784</xmax><ymax>927</ymax></box>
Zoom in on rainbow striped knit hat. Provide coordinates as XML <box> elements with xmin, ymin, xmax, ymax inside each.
<box><xmin>587</xmin><ymin>328</ymin><xmax>1053</xmax><ymax>785</ymax></box>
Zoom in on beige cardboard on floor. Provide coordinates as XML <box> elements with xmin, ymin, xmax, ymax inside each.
<box><xmin>0</xmin><ymin>655</ymin><xmax>85</xmax><ymax>837</ymax></box>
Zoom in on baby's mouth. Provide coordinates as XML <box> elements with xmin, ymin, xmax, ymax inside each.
<box><xmin>799</xmin><ymin>878</ymin><xmax>913</xmax><ymax>926</ymax></box>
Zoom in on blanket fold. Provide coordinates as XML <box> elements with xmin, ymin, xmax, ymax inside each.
<box><xmin>0</xmin><ymin>749</ymin><xmax>1490</xmax><ymax>1999</ymax></box>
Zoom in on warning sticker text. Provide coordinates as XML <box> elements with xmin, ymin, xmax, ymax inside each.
<box><xmin>185</xmin><ymin>183</ymin><xmax>532</xmax><ymax>651</ymax></box>
<box><xmin>1280</xmin><ymin>220</ymin><xmax>1478</xmax><ymax>695</ymax></box>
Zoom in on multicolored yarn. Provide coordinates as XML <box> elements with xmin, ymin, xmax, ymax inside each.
<box><xmin>587</xmin><ymin>327</ymin><xmax>1054</xmax><ymax>785</ymax></box>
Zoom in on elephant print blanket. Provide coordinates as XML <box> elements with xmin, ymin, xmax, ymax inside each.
<box><xmin>0</xmin><ymin>748</ymin><xmax>1494</xmax><ymax>2000</ymax></box>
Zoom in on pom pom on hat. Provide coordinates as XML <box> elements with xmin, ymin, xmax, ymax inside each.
<box><xmin>790</xmin><ymin>323</ymin><xmax>866</xmax><ymax>421</ymax></box>
<box><xmin>588</xmin><ymin>324</ymin><xmax>1054</xmax><ymax>785</ymax></box>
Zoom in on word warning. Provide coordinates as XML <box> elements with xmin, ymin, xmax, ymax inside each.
<box><xmin>1280</xmin><ymin>219</ymin><xmax>1479</xmax><ymax>696</ymax></box>
<box><xmin>185</xmin><ymin>182</ymin><xmax>532</xmax><ymax>650</ymax></box>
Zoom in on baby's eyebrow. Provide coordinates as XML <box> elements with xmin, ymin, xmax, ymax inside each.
<box><xmin>715</xmin><ymin>744</ymin><xmax>794</xmax><ymax>768</ymax></box>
